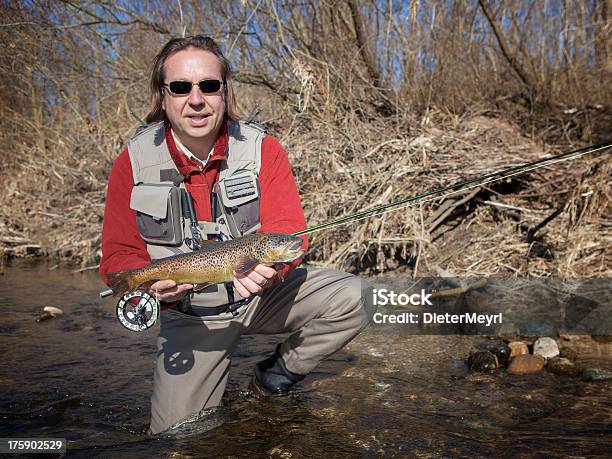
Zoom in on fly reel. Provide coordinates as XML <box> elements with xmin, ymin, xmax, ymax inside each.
<box><xmin>116</xmin><ymin>290</ymin><xmax>159</xmax><ymax>332</ymax></box>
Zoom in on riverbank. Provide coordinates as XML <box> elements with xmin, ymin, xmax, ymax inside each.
<box><xmin>1</xmin><ymin>112</ymin><xmax>610</xmax><ymax>279</ymax></box>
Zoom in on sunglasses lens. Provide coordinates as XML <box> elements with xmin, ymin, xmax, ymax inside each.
<box><xmin>198</xmin><ymin>80</ymin><xmax>222</xmax><ymax>93</ymax></box>
<box><xmin>168</xmin><ymin>81</ymin><xmax>192</xmax><ymax>95</ymax></box>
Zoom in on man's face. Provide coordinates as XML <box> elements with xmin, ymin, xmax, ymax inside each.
<box><xmin>162</xmin><ymin>48</ymin><xmax>225</xmax><ymax>152</ymax></box>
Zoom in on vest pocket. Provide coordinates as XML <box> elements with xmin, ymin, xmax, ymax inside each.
<box><xmin>217</xmin><ymin>169</ymin><xmax>261</xmax><ymax>236</ymax></box>
<box><xmin>130</xmin><ymin>183</ymin><xmax>184</xmax><ymax>245</ymax></box>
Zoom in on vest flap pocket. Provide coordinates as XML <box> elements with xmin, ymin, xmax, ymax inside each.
<box><xmin>130</xmin><ymin>184</ymin><xmax>171</xmax><ymax>218</ymax></box>
<box><xmin>218</xmin><ymin>170</ymin><xmax>259</xmax><ymax>207</ymax></box>
<box><xmin>130</xmin><ymin>184</ymin><xmax>183</xmax><ymax>246</ymax></box>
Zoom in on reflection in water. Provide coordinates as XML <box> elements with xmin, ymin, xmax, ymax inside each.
<box><xmin>0</xmin><ymin>263</ymin><xmax>610</xmax><ymax>457</ymax></box>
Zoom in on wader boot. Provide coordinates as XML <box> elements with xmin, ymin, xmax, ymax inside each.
<box><xmin>250</xmin><ymin>345</ymin><xmax>305</xmax><ymax>396</ymax></box>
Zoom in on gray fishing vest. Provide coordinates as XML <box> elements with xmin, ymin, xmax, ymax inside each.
<box><xmin>127</xmin><ymin>120</ymin><xmax>266</xmax><ymax>307</ymax></box>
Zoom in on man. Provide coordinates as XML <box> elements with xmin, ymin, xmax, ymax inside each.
<box><xmin>100</xmin><ymin>35</ymin><xmax>371</xmax><ymax>434</ymax></box>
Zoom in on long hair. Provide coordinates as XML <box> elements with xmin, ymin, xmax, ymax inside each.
<box><xmin>145</xmin><ymin>36</ymin><xmax>240</xmax><ymax>123</ymax></box>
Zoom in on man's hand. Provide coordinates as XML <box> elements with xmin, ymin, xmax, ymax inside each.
<box><xmin>233</xmin><ymin>263</ymin><xmax>283</xmax><ymax>298</ymax></box>
<box><xmin>148</xmin><ymin>280</ymin><xmax>194</xmax><ymax>303</ymax></box>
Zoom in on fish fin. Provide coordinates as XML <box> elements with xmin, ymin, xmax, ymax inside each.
<box><xmin>192</xmin><ymin>283</ymin><xmax>211</xmax><ymax>293</ymax></box>
<box><xmin>107</xmin><ymin>269</ymin><xmax>137</xmax><ymax>297</ymax></box>
<box><xmin>234</xmin><ymin>256</ymin><xmax>259</xmax><ymax>275</ymax></box>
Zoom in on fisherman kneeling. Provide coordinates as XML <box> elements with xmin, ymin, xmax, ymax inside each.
<box><xmin>99</xmin><ymin>35</ymin><xmax>373</xmax><ymax>434</ymax></box>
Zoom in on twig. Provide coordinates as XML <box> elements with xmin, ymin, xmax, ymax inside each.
<box><xmin>72</xmin><ymin>264</ymin><xmax>99</xmax><ymax>273</ymax></box>
<box><xmin>482</xmin><ymin>200</ymin><xmax>534</xmax><ymax>213</ymax></box>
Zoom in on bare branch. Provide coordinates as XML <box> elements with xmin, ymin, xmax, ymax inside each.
<box><xmin>477</xmin><ymin>0</ymin><xmax>534</xmax><ymax>90</ymax></box>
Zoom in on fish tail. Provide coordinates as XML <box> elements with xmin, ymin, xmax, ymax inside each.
<box><xmin>107</xmin><ymin>269</ymin><xmax>140</xmax><ymax>297</ymax></box>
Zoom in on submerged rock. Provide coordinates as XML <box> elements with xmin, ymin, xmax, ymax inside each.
<box><xmin>268</xmin><ymin>446</ymin><xmax>294</xmax><ymax>458</ymax></box>
<box><xmin>479</xmin><ymin>340</ymin><xmax>511</xmax><ymax>366</ymax></box>
<box><xmin>558</xmin><ymin>335</ymin><xmax>612</xmax><ymax>360</ymax></box>
<box><xmin>533</xmin><ymin>337</ymin><xmax>560</xmax><ymax>360</ymax></box>
<box><xmin>36</xmin><ymin>306</ymin><xmax>64</xmax><ymax>322</ymax></box>
<box><xmin>582</xmin><ymin>368</ymin><xmax>612</xmax><ymax>381</ymax></box>
<box><xmin>546</xmin><ymin>357</ymin><xmax>580</xmax><ymax>376</ymax></box>
<box><xmin>467</xmin><ymin>351</ymin><xmax>499</xmax><ymax>373</ymax></box>
<box><xmin>559</xmin><ymin>345</ymin><xmax>579</xmax><ymax>361</ymax></box>
<box><xmin>508</xmin><ymin>341</ymin><xmax>529</xmax><ymax>357</ymax></box>
<box><xmin>465</xmin><ymin>373</ymin><xmax>497</xmax><ymax>383</ymax></box>
<box><xmin>508</xmin><ymin>355</ymin><xmax>545</xmax><ymax>375</ymax></box>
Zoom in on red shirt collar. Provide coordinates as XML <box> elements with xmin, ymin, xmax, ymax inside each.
<box><xmin>164</xmin><ymin>121</ymin><xmax>228</xmax><ymax>177</ymax></box>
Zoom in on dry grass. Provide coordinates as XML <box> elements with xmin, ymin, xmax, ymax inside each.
<box><xmin>289</xmin><ymin>111</ymin><xmax>611</xmax><ymax>277</ymax></box>
<box><xmin>4</xmin><ymin>109</ymin><xmax>607</xmax><ymax>278</ymax></box>
<box><xmin>0</xmin><ymin>1</ymin><xmax>610</xmax><ymax>277</ymax></box>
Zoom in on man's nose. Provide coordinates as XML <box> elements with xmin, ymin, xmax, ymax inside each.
<box><xmin>187</xmin><ymin>85</ymin><xmax>205</xmax><ymax>105</ymax></box>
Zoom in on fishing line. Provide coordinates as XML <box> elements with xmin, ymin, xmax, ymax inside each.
<box><xmin>103</xmin><ymin>141</ymin><xmax>609</xmax><ymax>332</ymax></box>
<box><xmin>293</xmin><ymin>142</ymin><xmax>611</xmax><ymax>237</ymax></box>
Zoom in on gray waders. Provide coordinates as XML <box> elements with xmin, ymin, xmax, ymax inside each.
<box><xmin>125</xmin><ymin>121</ymin><xmax>374</xmax><ymax>434</ymax></box>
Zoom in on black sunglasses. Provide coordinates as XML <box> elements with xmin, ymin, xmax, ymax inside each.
<box><xmin>163</xmin><ymin>79</ymin><xmax>224</xmax><ymax>95</ymax></box>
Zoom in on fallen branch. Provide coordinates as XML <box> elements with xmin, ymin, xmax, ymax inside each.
<box><xmin>430</xmin><ymin>278</ymin><xmax>488</xmax><ymax>298</ymax></box>
<box><xmin>482</xmin><ymin>200</ymin><xmax>534</xmax><ymax>213</ymax></box>
<box><xmin>426</xmin><ymin>187</ymin><xmax>482</xmax><ymax>233</ymax></box>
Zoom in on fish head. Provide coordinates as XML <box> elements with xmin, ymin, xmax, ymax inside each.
<box><xmin>255</xmin><ymin>233</ymin><xmax>305</xmax><ymax>263</ymax></box>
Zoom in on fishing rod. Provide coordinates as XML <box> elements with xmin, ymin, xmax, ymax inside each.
<box><xmin>292</xmin><ymin>141</ymin><xmax>611</xmax><ymax>237</ymax></box>
<box><xmin>102</xmin><ymin>140</ymin><xmax>610</xmax><ymax>332</ymax></box>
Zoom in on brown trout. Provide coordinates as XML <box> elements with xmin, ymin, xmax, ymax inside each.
<box><xmin>107</xmin><ymin>233</ymin><xmax>305</xmax><ymax>297</ymax></box>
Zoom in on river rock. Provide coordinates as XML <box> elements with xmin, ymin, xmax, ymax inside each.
<box><xmin>479</xmin><ymin>340</ymin><xmax>511</xmax><ymax>366</ymax></box>
<box><xmin>36</xmin><ymin>306</ymin><xmax>64</xmax><ymax>322</ymax></box>
<box><xmin>546</xmin><ymin>357</ymin><xmax>579</xmax><ymax>376</ymax></box>
<box><xmin>168</xmin><ymin>453</ymin><xmax>193</xmax><ymax>459</ymax></box>
<box><xmin>479</xmin><ymin>340</ymin><xmax>500</xmax><ymax>352</ymax></box>
<box><xmin>492</xmin><ymin>342</ymin><xmax>511</xmax><ymax>366</ymax></box>
<box><xmin>558</xmin><ymin>335</ymin><xmax>612</xmax><ymax>360</ymax></box>
<box><xmin>507</xmin><ymin>355</ymin><xmax>545</xmax><ymax>374</ymax></box>
<box><xmin>559</xmin><ymin>345</ymin><xmax>578</xmax><ymax>361</ymax></box>
<box><xmin>508</xmin><ymin>341</ymin><xmax>529</xmax><ymax>357</ymax></box>
<box><xmin>467</xmin><ymin>351</ymin><xmax>499</xmax><ymax>373</ymax></box>
<box><xmin>533</xmin><ymin>337</ymin><xmax>559</xmax><ymax>360</ymax></box>
<box><xmin>582</xmin><ymin>368</ymin><xmax>612</xmax><ymax>381</ymax></box>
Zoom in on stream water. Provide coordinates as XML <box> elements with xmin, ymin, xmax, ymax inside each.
<box><xmin>0</xmin><ymin>263</ymin><xmax>610</xmax><ymax>458</ymax></box>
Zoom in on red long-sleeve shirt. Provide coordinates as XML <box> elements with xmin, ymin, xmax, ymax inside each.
<box><xmin>99</xmin><ymin>122</ymin><xmax>308</xmax><ymax>285</ymax></box>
